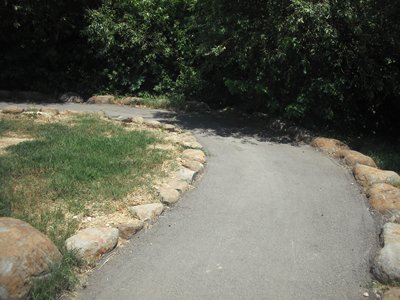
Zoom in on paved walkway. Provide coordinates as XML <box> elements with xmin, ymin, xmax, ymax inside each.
<box><xmin>1</xmin><ymin>103</ymin><xmax>378</xmax><ymax>299</ymax></box>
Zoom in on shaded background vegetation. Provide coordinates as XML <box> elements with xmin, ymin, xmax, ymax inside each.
<box><xmin>1</xmin><ymin>0</ymin><xmax>399</xmax><ymax>134</ymax></box>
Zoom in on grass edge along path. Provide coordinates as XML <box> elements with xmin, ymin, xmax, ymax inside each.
<box><xmin>0</xmin><ymin>112</ymin><xmax>176</xmax><ymax>299</ymax></box>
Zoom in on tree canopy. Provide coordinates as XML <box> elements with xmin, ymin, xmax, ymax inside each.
<box><xmin>1</xmin><ymin>0</ymin><xmax>399</xmax><ymax>133</ymax></box>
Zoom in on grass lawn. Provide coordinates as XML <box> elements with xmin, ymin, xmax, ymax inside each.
<box><xmin>0</xmin><ymin>112</ymin><xmax>174</xmax><ymax>299</ymax></box>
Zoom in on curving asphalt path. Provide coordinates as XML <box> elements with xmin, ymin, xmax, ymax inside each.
<box><xmin>1</xmin><ymin>102</ymin><xmax>378</xmax><ymax>299</ymax></box>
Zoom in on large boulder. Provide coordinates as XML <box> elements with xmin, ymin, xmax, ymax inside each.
<box><xmin>367</xmin><ymin>183</ymin><xmax>400</xmax><ymax>211</ymax></box>
<box><xmin>65</xmin><ymin>227</ymin><xmax>119</xmax><ymax>262</ymax></box>
<box><xmin>373</xmin><ymin>223</ymin><xmax>400</xmax><ymax>283</ymax></box>
<box><xmin>353</xmin><ymin>164</ymin><xmax>400</xmax><ymax>189</ymax></box>
<box><xmin>87</xmin><ymin>95</ymin><xmax>115</xmax><ymax>104</ymax></box>
<box><xmin>337</xmin><ymin>149</ymin><xmax>377</xmax><ymax>168</ymax></box>
<box><xmin>310</xmin><ymin>137</ymin><xmax>349</xmax><ymax>158</ymax></box>
<box><xmin>0</xmin><ymin>217</ymin><xmax>61</xmax><ymax>300</ymax></box>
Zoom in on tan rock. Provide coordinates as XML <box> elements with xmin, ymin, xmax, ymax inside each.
<box><xmin>116</xmin><ymin>220</ymin><xmax>144</xmax><ymax>239</ymax></box>
<box><xmin>162</xmin><ymin>124</ymin><xmax>176</xmax><ymax>131</ymax></box>
<box><xmin>65</xmin><ymin>227</ymin><xmax>119</xmax><ymax>261</ymax></box>
<box><xmin>128</xmin><ymin>203</ymin><xmax>164</xmax><ymax>224</ymax></box>
<box><xmin>118</xmin><ymin>96</ymin><xmax>143</xmax><ymax>105</ymax></box>
<box><xmin>87</xmin><ymin>95</ymin><xmax>115</xmax><ymax>104</ymax></box>
<box><xmin>182</xmin><ymin>159</ymin><xmax>204</xmax><ymax>173</ymax></box>
<box><xmin>310</xmin><ymin>137</ymin><xmax>349</xmax><ymax>157</ymax></box>
<box><xmin>158</xmin><ymin>187</ymin><xmax>180</xmax><ymax>205</ymax></box>
<box><xmin>0</xmin><ymin>217</ymin><xmax>61</xmax><ymax>300</ymax></box>
<box><xmin>182</xmin><ymin>149</ymin><xmax>206</xmax><ymax>164</ymax></box>
<box><xmin>1</xmin><ymin>106</ymin><xmax>24</xmax><ymax>114</ymax></box>
<box><xmin>383</xmin><ymin>287</ymin><xmax>400</xmax><ymax>300</ymax></box>
<box><xmin>367</xmin><ymin>183</ymin><xmax>400</xmax><ymax>211</ymax></box>
<box><xmin>337</xmin><ymin>149</ymin><xmax>377</xmax><ymax>168</ymax></box>
<box><xmin>353</xmin><ymin>165</ymin><xmax>400</xmax><ymax>189</ymax></box>
<box><xmin>132</xmin><ymin>116</ymin><xmax>144</xmax><ymax>124</ymax></box>
<box><xmin>144</xmin><ymin>119</ymin><xmax>162</xmax><ymax>128</ymax></box>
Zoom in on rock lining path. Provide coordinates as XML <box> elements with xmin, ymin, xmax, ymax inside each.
<box><xmin>0</xmin><ymin>102</ymin><xmax>378</xmax><ymax>299</ymax></box>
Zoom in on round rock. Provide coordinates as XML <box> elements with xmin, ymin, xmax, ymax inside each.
<box><xmin>0</xmin><ymin>217</ymin><xmax>61</xmax><ymax>300</ymax></box>
<box><xmin>116</xmin><ymin>220</ymin><xmax>144</xmax><ymax>240</ymax></box>
<box><xmin>310</xmin><ymin>137</ymin><xmax>349</xmax><ymax>158</ymax></box>
<box><xmin>182</xmin><ymin>149</ymin><xmax>206</xmax><ymax>164</ymax></box>
<box><xmin>337</xmin><ymin>149</ymin><xmax>377</xmax><ymax>168</ymax></box>
<box><xmin>128</xmin><ymin>203</ymin><xmax>164</xmax><ymax>224</ymax></box>
<box><xmin>159</xmin><ymin>187</ymin><xmax>180</xmax><ymax>205</ymax></box>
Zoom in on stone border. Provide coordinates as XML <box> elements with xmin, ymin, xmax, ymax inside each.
<box><xmin>63</xmin><ymin>113</ymin><xmax>207</xmax><ymax>262</ymax></box>
<box><xmin>310</xmin><ymin>137</ymin><xmax>400</xmax><ymax>297</ymax></box>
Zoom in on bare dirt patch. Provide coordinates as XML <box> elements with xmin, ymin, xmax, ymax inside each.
<box><xmin>0</xmin><ymin>136</ymin><xmax>33</xmax><ymax>155</ymax></box>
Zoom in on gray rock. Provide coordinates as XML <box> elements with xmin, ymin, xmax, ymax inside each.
<box><xmin>373</xmin><ymin>223</ymin><xmax>400</xmax><ymax>283</ymax></box>
<box><xmin>0</xmin><ymin>217</ymin><xmax>61</xmax><ymax>300</ymax></box>
<box><xmin>65</xmin><ymin>227</ymin><xmax>119</xmax><ymax>261</ymax></box>
<box><xmin>182</xmin><ymin>159</ymin><xmax>204</xmax><ymax>173</ymax></box>
<box><xmin>59</xmin><ymin>92</ymin><xmax>84</xmax><ymax>103</ymax></box>
<box><xmin>182</xmin><ymin>140</ymin><xmax>203</xmax><ymax>149</ymax></box>
<box><xmin>116</xmin><ymin>220</ymin><xmax>144</xmax><ymax>239</ymax></box>
<box><xmin>165</xmin><ymin>178</ymin><xmax>190</xmax><ymax>193</ymax></box>
<box><xmin>176</xmin><ymin>167</ymin><xmax>196</xmax><ymax>183</ymax></box>
<box><xmin>128</xmin><ymin>203</ymin><xmax>164</xmax><ymax>224</ymax></box>
<box><xmin>159</xmin><ymin>187</ymin><xmax>180</xmax><ymax>205</ymax></box>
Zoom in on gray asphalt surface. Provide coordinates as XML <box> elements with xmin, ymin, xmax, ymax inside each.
<box><xmin>0</xmin><ymin>102</ymin><xmax>378</xmax><ymax>299</ymax></box>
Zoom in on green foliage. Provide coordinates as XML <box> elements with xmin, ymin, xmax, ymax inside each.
<box><xmin>0</xmin><ymin>0</ymin><xmax>101</xmax><ymax>93</ymax></box>
<box><xmin>191</xmin><ymin>0</ymin><xmax>400</xmax><ymax>132</ymax></box>
<box><xmin>84</xmin><ymin>0</ymin><xmax>196</xmax><ymax>94</ymax></box>
<box><xmin>1</xmin><ymin>0</ymin><xmax>399</xmax><ymax>133</ymax></box>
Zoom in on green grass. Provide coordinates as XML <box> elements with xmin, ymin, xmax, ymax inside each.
<box><xmin>0</xmin><ymin>113</ymin><xmax>171</xmax><ymax>299</ymax></box>
<box><xmin>345</xmin><ymin>136</ymin><xmax>400</xmax><ymax>174</ymax></box>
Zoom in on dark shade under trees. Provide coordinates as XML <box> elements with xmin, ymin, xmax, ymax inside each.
<box><xmin>1</xmin><ymin>0</ymin><xmax>399</xmax><ymax>133</ymax></box>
